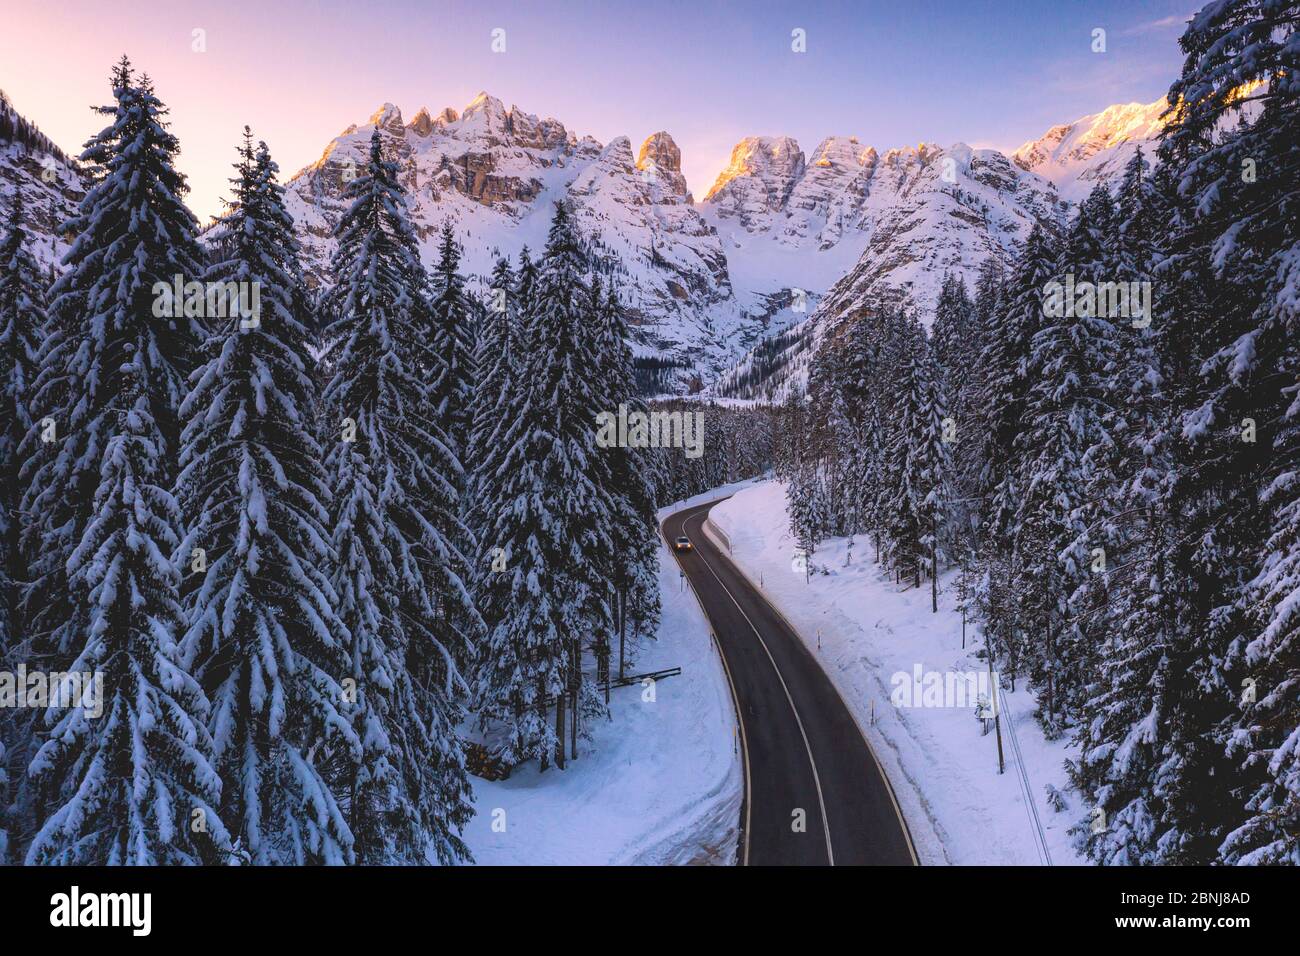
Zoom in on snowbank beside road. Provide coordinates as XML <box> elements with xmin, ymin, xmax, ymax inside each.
<box><xmin>710</xmin><ymin>481</ymin><xmax>1085</xmax><ymax>866</ymax></box>
<box><xmin>461</xmin><ymin>490</ymin><xmax>748</xmax><ymax>865</ymax></box>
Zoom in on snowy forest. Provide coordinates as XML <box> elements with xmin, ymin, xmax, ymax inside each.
<box><xmin>0</xmin><ymin>57</ymin><xmax>774</xmax><ymax>865</ymax></box>
<box><xmin>781</xmin><ymin>3</ymin><xmax>1299</xmax><ymax>865</ymax></box>
<box><xmin>0</xmin><ymin>0</ymin><xmax>1296</xmax><ymax>873</ymax></box>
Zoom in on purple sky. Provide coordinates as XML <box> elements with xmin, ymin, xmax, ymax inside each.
<box><xmin>1</xmin><ymin>0</ymin><xmax>1195</xmax><ymax>222</ymax></box>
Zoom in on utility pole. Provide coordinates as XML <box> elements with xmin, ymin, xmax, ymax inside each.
<box><xmin>618</xmin><ymin>588</ymin><xmax>626</xmax><ymax>682</ymax></box>
<box><xmin>930</xmin><ymin>525</ymin><xmax>938</xmax><ymax>614</ymax></box>
<box><xmin>989</xmin><ymin>643</ymin><xmax>1005</xmax><ymax>775</ymax></box>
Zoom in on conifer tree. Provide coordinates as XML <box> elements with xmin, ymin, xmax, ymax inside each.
<box><xmin>592</xmin><ymin>280</ymin><xmax>661</xmax><ymax>688</ymax></box>
<box><xmin>1009</xmin><ymin>187</ymin><xmax>1121</xmax><ymax>734</ymax></box>
<box><xmin>20</xmin><ymin>58</ymin><xmax>217</xmax><ymax>866</ymax></box>
<box><xmin>427</xmin><ymin>221</ymin><xmax>477</xmax><ymax>466</ymax></box>
<box><xmin>21</xmin><ymin>58</ymin><xmax>204</xmax><ymax>663</ymax></box>
<box><xmin>177</xmin><ymin>131</ymin><xmax>356</xmax><ymax>864</ymax></box>
<box><xmin>1162</xmin><ymin>0</ymin><xmax>1300</xmax><ymax>865</ymax></box>
<box><xmin>0</xmin><ymin>194</ymin><xmax>42</xmax><ymax>655</ymax></box>
<box><xmin>467</xmin><ymin>256</ymin><xmax>519</xmax><ymax>549</ymax></box>
<box><xmin>322</xmin><ymin>129</ymin><xmax>477</xmax><ymax>863</ymax></box>
<box><xmin>474</xmin><ymin>204</ymin><xmax>612</xmax><ymax>768</ymax></box>
<box><xmin>26</xmin><ymin>366</ymin><xmax>229</xmax><ymax>864</ymax></box>
<box><xmin>0</xmin><ymin>192</ymin><xmax>45</xmax><ymax>864</ymax></box>
<box><xmin>930</xmin><ymin>273</ymin><xmax>979</xmax><ymax>549</ymax></box>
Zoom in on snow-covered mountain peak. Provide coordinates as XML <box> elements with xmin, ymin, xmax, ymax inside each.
<box><xmin>1012</xmin><ymin>96</ymin><xmax>1168</xmax><ymax>200</ymax></box>
<box><xmin>637</xmin><ymin>132</ymin><xmax>691</xmax><ymax>203</ymax></box>
<box><xmin>368</xmin><ymin>102</ymin><xmax>405</xmax><ymax>134</ymax></box>
<box><xmin>407</xmin><ymin>106</ymin><xmax>435</xmax><ymax>136</ymax></box>
<box><xmin>0</xmin><ymin>90</ymin><xmax>86</xmax><ymax>270</ymax></box>
<box><xmin>807</xmin><ymin>135</ymin><xmax>874</xmax><ymax>169</ymax></box>
<box><xmin>702</xmin><ymin>135</ymin><xmax>805</xmax><ymax>223</ymax></box>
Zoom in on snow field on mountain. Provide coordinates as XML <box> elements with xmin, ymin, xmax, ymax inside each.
<box><xmin>709</xmin><ymin>481</ymin><xmax>1086</xmax><ymax>866</ymax></box>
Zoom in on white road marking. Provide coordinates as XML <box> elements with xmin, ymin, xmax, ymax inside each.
<box><xmin>684</xmin><ymin>510</ymin><xmax>836</xmax><ymax>866</ymax></box>
<box><xmin>661</xmin><ymin>506</ymin><xmax>753</xmax><ymax>866</ymax></box>
<box><xmin>698</xmin><ymin>514</ymin><xmax>921</xmax><ymax>866</ymax></box>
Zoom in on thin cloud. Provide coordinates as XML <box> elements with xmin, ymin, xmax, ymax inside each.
<box><xmin>1121</xmin><ymin>13</ymin><xmax>1193</xmax><ymax>36</ymax></box>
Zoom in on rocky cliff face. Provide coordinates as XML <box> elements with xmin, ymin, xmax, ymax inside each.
<box><xmin>811</xmin><ymin>143</ymin><xmax>1064</xmax><ymax>320</ymax></box>
<box><xmin>699</xmin><ymin>132</ymin><xmax>1064</xmax><ymax>320</ymax></box>
<box><xmin>281</xmin><ymin>92</ymin><xmax>755</xmax><ymax>383</ymax></box>
<box><xmin>703</xmin><ymin>136</ymin><xmax>805</xmax><ymax>230</ymax></box>
<box><xmin>706</xmin><ymin>139</ymin><xmax>1067</xmax><ymax>402</ymax></box>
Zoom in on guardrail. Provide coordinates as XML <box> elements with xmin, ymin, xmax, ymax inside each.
<box><xmin>541</xmin><ymin>667</ymin><xmax>682</xmax><ymax>707</ymax></box>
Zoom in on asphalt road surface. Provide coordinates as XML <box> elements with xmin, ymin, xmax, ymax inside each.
<box><xmin>662</xmin><ymin>498</ymin><xmax>918</xmax><ymax>866</ymax></box>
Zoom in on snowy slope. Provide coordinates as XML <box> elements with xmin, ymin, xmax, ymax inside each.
<box><xmin>0</xmin><ymin>90</ymin><xmax>86</xmax><ymax>270</ymax></box>
<box><xmin>709</xmin><ymin>481</ymin><xmax>1086</xmax><ymax>866</ymax></box>
<box><xmin>1012</xmin><ymin>96</ymin><xmax>1168</xmax><ymax>202</ymax></box>
<box><xmin>707</xmin><ymin>140</ymin><xmax>1065</xmax><ymax>401</ymax></box>
<box><xmin>461</xmin><ymin>490</ymin><xmax>746</xmax><ymax>865</ymax></box>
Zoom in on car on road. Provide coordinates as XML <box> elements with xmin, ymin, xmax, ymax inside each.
<box><xmin>673</xmin><ymin>536</ymin><xmax>693</xmax><ymax>552</ymax></box>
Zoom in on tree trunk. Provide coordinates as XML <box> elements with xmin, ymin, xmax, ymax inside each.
<box><xmin>570</xmin><ymin>636</ymin><xmax>579</xmax><ymax>759</ymax></box>
<box><xmin>539</xmin><ymin>678</ymin><xmax>550</xmax><ymax>772</ymax></box>
<box><xmin>931</xmin><ymin>550</ymin><xmax>938</xmax><ymax>612</ymax></box>
<box><xmin>618</xmin><ymin>588</ymin><xmax>627</xmax><ymax>680</ymax></box>
<box><xmin>554</xmin><ymin>689</ymin><xmax>566</xmax><ymax>770</ymax></box>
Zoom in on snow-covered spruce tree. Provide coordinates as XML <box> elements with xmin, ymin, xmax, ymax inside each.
<box><xmin>980</xmin><ymin>222</ymin><xmax>1058</xmax><ymax>546</ymax></box>
<box><xmin>427</xmin><ymin>221</ymin><xmax>477</xmax><ymax>464</ymax></box>
<box><xmin>930</xmin><ymin>273</ymin><xmax>981</xmax><ymax>551</ymax></box>
<box><xmin>804</xmin><ymin>329</ymin><xmax>864</xmax><ymax>539</ymax></box>
<box><xmin>914</xmin><ymin>338</ymin><xmax>952</xmax><ymax>612</ymax></box>
<box><xmin>1008</xmin><ymin>186</ymin><xmax>1122</xmax><ymax>736</ymax></box>
<box><xmin>834</xmin><ymin>310</ymin><xmax>888</xmax><ymax>547</ymax></box>
<box><xmin>814</xmin><ymin>313</ymin><xmax>877</xmax><ymax>540</ymax></box>
<box><xmin>26</xmin><ymin>377</ymin><xmax>230</xmax><ymax>865</ymax></box>
<box><xmin>424</xmin><ymin>222</ymin><xmax>482</xmax><ymax>679</ymax></box>
<box><xmin>177</xmin><ymin>132</ymin><xmax>356</xmax><ymax>865</ymax></box>
<box><xmin>466</xmin><ymin>257</ymin><xmax>519</xmax><ymax>552</ymax></box>
<box><xmin>0</xmin><ymin>192</ymin><xmax>46</xmax><ymax>863</ymax></box>
<box><xmin>1158</xmin><ymin>0</ymin><xmax>1300</xmax><ymax>866</ymax></box>
<box><xmin>879</xmin><ymin>313</ymin><xmax>949</xmax><ymax>595</ymax></box>
<box><xmin>19</xmin><ymin>60</ymin><xmax>216</xmax><ymax>866</ymax></box>
<box><xmin>474</xmin><ymin>203</ymin><xmax>613</xmax><ymax>769</ymax></box>
<box><xmin>21</xmin><ymin>59</ymin><xmax>204</xmax><ymax>665</ymax></box>
<box><xmin>965</xmin><ymin>257</ymin><xmax>1007</xmax><ymax>514</ymax></box>
<box><xmin>592</xmin><ymin>279</ymin><xmax>660</xmax><ymax>690</ymax></box>
<box><xmin>1069</xmin><ymin>151</ymin><xmax>1186</xmax><ymax>864</ymax></box>
<box><xmin>973</xmin><ymin>224</ymin><xmax>1058</xmax><ymax>688</ymax></box>
<box><xmin>322</xmin><ymin>129</ymin><xmax>478</xmax><ymax>863</ymax></box>
<box><xmin>1</xmin><ymin>194</ymin><xmax>43</xmax><ymax>654</ymax></box>
<box><xmin>875</xmin><ymin>308</ymin><xmax>935</xmax><ymax>583</ymax></box>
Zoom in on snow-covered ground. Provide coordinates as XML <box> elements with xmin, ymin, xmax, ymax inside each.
<box><xmin>709</xmin><ymin>481</ymin><xmax>1086</xmax><ymax>866</ymax></box>
<box><xmin>461</xmin><ymin>489</ymin><xmax>747</xmax><ymax>865</ymax></box>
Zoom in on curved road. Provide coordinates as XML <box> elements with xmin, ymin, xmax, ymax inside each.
<box><xmin>662</xmin><ymin>499</ymin><xmax>918</xmax><ymax>866</ymax></box>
